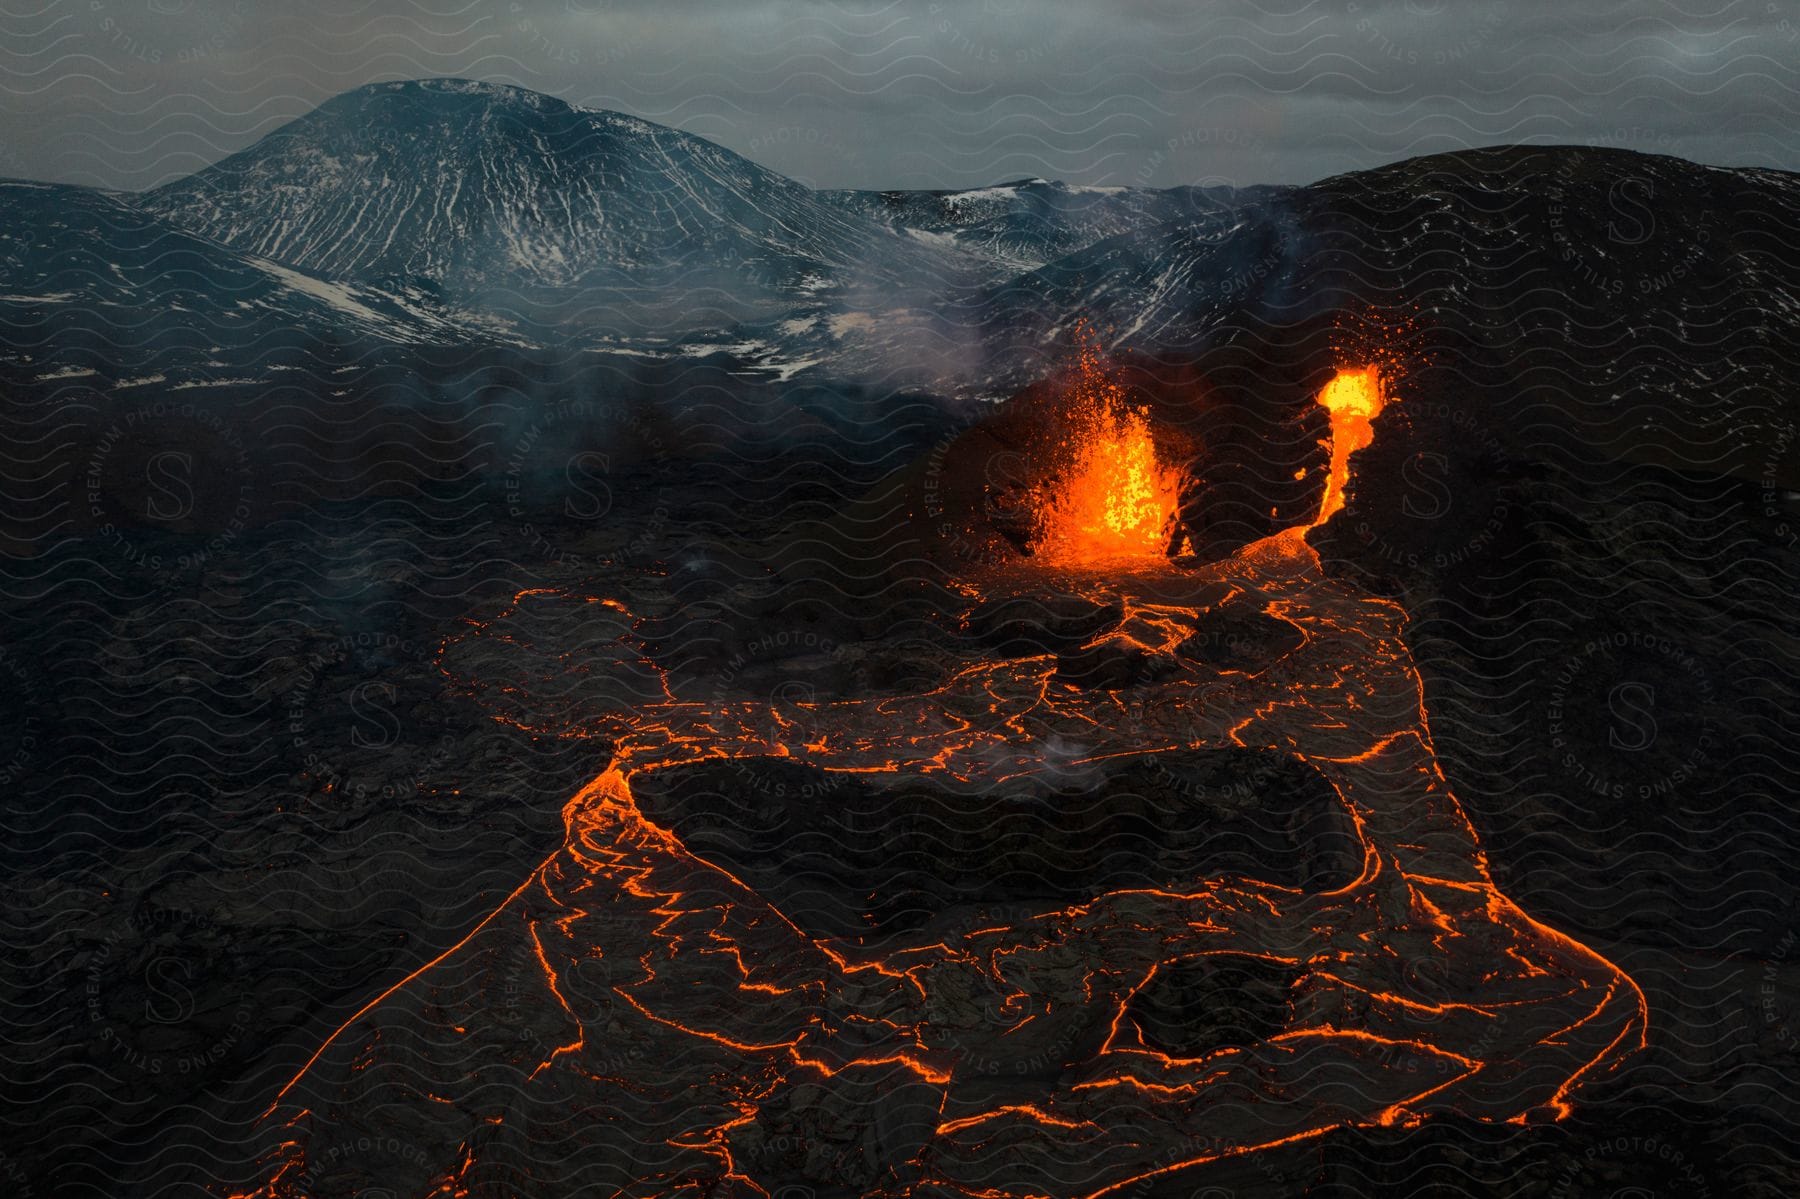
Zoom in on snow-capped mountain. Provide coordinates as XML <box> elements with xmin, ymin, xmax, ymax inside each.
<box><xmin>139</xmin><ymin>79</ymin><xmax>969</xmax><ymax>327</ymax></box>
<box><xmin>91</xmin><ymin>79</ymin><xmax>1293</xmax><ymax>389</ymax></box>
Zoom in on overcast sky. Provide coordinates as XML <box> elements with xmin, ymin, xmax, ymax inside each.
<box><xmin>1</xmin><ymin>0</ymin><xmax>1796</xmax><ymax>193</ymax></box>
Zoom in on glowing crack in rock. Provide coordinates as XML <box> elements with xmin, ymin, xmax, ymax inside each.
<box><xmin>232</xmin><ymin>363</ymin><xmax>1646</xmax><ymax>1199</ymax></box>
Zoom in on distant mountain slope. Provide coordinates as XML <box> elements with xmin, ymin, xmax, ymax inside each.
<box><xmin>961</xmin><ymin>148</ymin><xmax>1800</xmax><ymax>435</ymax></box>
<box><xmin>819</xmin><ymin>177</ymin><xmax>1267</xmax><ymax>276</ymax></box>
<box><xmin>0</xmin><ymin>178</ymin><xmax>512</xmax><ymax>382</ymax></box>
<box><xmin>649</xmin><ymin>147</ymin><xmax>1800</xmax><ymax>404</ymax></box>
<box><xmin>998</xmin><ymin>145</ymin><xmax>1800</xmax><ymax>350</ymax></box>
<box><xmin>139</xmin><ymin>79</ymin><xmax>965</xmax><ymax>321</ymax></box>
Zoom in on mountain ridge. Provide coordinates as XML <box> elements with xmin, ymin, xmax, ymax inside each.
<box><xmin>136</xmin><ymin>78</ymin><xmax>970</xmax><ymax>323</ymax></box>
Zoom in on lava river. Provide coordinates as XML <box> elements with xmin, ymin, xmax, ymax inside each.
<box><xmin>234</xmin><ymin>369</ymin><xmax>1648</xmax><ymax>1199</ymax></box>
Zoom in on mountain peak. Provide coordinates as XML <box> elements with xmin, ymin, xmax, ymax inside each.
<box><xmin>310</xmin><ymin>77</ymin><xmax>580</xmax><ymax>126</ymax></box>
<box><xmin>345</xmin><ymin>77</ymin><xmax>565</xmax><ymax>108</ymax></box>
<box><xmin>317</xmin><ymin>79</ymin><xmax>673</xmax><ymax>136</ymax></box>
<box><xmin>137</xmin><ymin>79</ymin><xmax>939</xmax><ymax>313</ymax></box>
<box><xmin>372</xmin><ymin>77</ymin><xmax>552</xmax><ymax>103</ymax></box>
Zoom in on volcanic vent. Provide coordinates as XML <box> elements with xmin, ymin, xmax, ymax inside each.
<box><xmin>1018</xmin><ymin>335</ymin><xmax>1394</xmax><ymax>567</ymax></box>
<box><xmin>1028</xmin><ymin>331</ymin><xmax>1185</xmax><ymax>564</ymax></box>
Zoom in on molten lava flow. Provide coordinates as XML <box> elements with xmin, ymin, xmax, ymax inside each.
<box><xmin>236</xmin><ymin>359</ymin><xmax>1649</xmax><ymax>1199</ymax></box>
<box><xmin>1311</xmin><ymin>365</ymin><xmax>1387</xmax><ymax>527</ymax></box>
<box><xmin>1033</xmin><ymin>339</ymin><xmax>1181</xmax><ymax>564</ymax></box>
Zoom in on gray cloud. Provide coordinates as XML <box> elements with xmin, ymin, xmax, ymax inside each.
<box><xmin>0</xmin><ymin>0</ymin><xmax>1795</xmax><ymax>193</ymax></box>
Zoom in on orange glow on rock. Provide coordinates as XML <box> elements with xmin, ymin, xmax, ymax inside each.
<box><xmin>1311</xmin><ymin>365</ymin><xmax>1387</xmax><ymax>528</ymax></box>
<box><xmin>1034</xmin><ymin>337</ymin><xmax>1181</xmax><ymax>564</ymax></box>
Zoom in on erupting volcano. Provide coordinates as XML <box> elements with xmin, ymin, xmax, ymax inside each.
<box><xmin>236</xmin><ymin>346</ymin><xmax>1647</xmax><ymax>1199</ymax></box>
<box><xmin>16</xmin><ymin>60</ymin><xmax>1800</xmax><ymax>1199</ymax></box>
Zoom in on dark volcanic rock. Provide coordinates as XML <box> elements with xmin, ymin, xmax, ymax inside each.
<box><xmin>631</xmin><ymin>748</ymin><xmax>1362</xmax><ymax>942</ymax></box>
<box><xmin>968</xmin><ymin>592</ymin><xmax>1124</xmax><ymax>656</ymax></box>
<box><xmin>1176</xmin><ymin>604</ymin><xmax>1308</xmax><ymax>671</ymax></box>
<box><xmin>1053</xmin><ymin>636</ymin><xmax>1184</xmax><ymax>688</ymax></box>
<box><xmin>1124</xmin><ymin>953</ymin><xmax>1297</xmax><ymax>1059</ymax></box>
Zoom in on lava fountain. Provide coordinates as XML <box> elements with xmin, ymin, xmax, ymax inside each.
<box><xmin>1032</xmin><ymin>335</ymin><xmax>1182</xmax><ymax>564</ymax></box>
<box><xmin>1310</xmin><ymin>364</ymin><xmax>1387</xmax><ymax>528</ymax></box>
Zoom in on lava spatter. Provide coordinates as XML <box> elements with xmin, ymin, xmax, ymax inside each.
<box><xmin>1031</xmin><ymin>327</ymin><xmax>1183</xmax><ymax>565</ymax></box>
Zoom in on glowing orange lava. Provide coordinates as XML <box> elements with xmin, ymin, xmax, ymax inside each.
<box><xmin>1311</xmin><ymin>365</ymin><xmax>1387</xmax><ymax>527</ymax></box>
<box><xmin>1033</xmin><ymin>339</ymin><xmax>1181</xmax><ymax>563</ymax></box>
